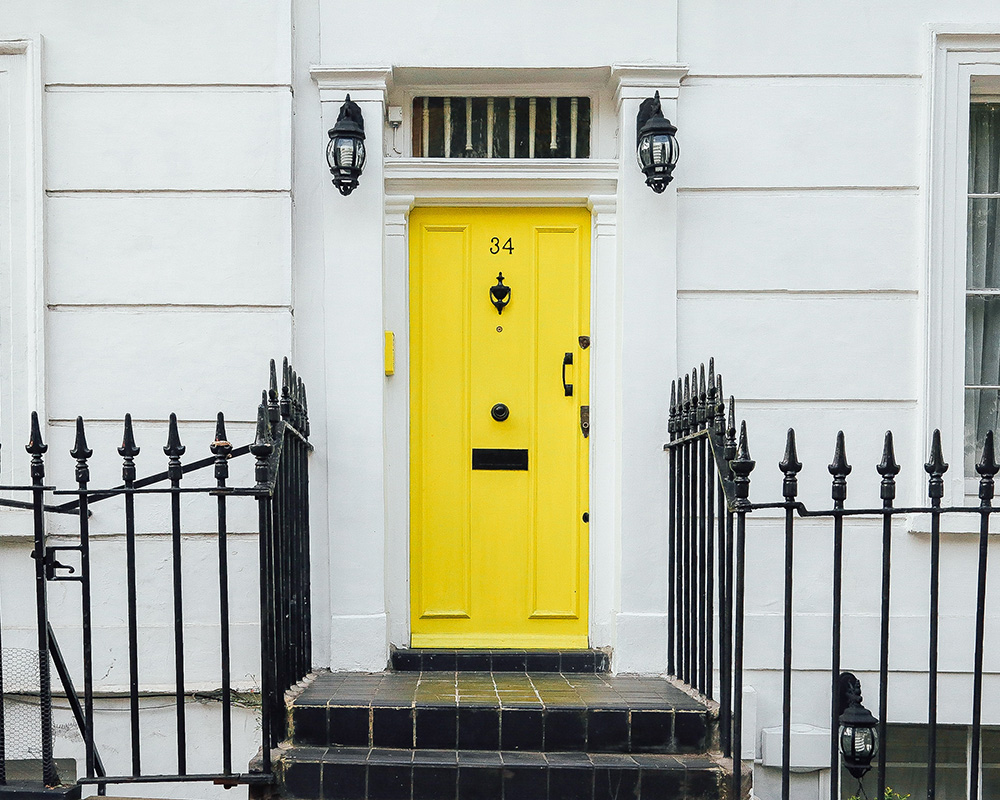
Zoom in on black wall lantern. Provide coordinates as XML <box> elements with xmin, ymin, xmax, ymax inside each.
<box><xmin>327</xmin><ymin>94</ymin><xmax>366</xmax><ymax>196</ymax></box>
<box><xmin>636</xmin><ymin>90</ymin><xmax>679</xmax><ymax>193</ymax></box>
<box><xmin>837</xmin><ymin>672</ymin><xmax>879</xmax><ymax>780</ymax></box>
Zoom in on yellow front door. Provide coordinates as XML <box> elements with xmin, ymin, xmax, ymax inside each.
<box><xmin>409</xmin><ymin>207</ymin><xmax>590</xmax><ymax>648</ymax></box>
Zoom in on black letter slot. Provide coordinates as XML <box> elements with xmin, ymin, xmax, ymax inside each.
<box><xmin>472</xmin><ymin>448</ymin><xmax>529</xmax><ymax>470</ymax></box>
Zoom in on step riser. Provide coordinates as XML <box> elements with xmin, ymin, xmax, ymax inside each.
<box><xmin>390</xmin><ymin>649</ymin><xmax>611</xmax><ymax>674</ymax></box>
<box><xmin>291</xmin><ymin>705</ymin><xmax>710</xmax><ymax>755</ymax></box>
<box><xmin>282</xmin><ymin>758</ymin><xmax>727</xmax><ymax>800</ymax></box>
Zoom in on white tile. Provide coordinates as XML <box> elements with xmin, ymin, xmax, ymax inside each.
<box><xmin>678</xmin><ymin>191</ymin><xmax>921</xmax><ymax>291</ymax></box>
<box><xmin>5</xmin><ymin>0</ymin><xmax>290</xmax><ymax>84</ymax></box>
<box><xmin>46</xmin><ymin>89</ymin><xmax>291</xmax><ymax>190</ymax></box>
<box><xmin>679</xmin><ymin>80</ymin><xmax>920</xmax><ymax>188</ymax></box>
<box><xmin>47</xmin><ymin>309</ymin><xmax>292</xmax><ymax>420</ymax></box>
<box><xmin>47</xmin><ymin>195</ymin><xmax>292</xmax><ymax>305</ymax></box>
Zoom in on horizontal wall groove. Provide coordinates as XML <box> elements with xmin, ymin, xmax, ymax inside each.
<box><xmin>48</xmin><ymin>417</ymin><xmax>256</xmax><ymax>426</ymax></box>
<box><xmin>47</xmin><ymin>303</ymin><xmax>291</xmax><ymax>312</ymax></box>
<box><xmin>678</xmin><ymin>288</ymin><xmax>919</xmax><ymax>297</ymax></box>
<box><xmin>678</xmin><ymin>185</ymin><xmax>919</xmax><ymax>194</ymax></box>
<box><xmin>46</xmin><ymin>83</ymin><xmax>291</xmax><ymax>92</ymax></box>
<box><xmin>730</xmin><ymin>398</ymin><xmax>918</xmax><ymax>406</ymax></box>
<box><xmin>46</xmin><ymin>189</ymin><xmax>291</xmax><ymax>196</ymax></box>
<box><xmin>683</xmin><ymin>73</ymin><xmax>921</xmax><ymax>82</ymax></box>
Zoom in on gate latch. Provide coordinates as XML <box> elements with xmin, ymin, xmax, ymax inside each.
<box><xmin>580</xmin><ymin>405</ymin><xmax>590</xmax><ymax>438</ymax></box>
<box><xmin>41</xmin><ymin>546</ymin><xmax>80</xmax><ymax>582</ymax></box>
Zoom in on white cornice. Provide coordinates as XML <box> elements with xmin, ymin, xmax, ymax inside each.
<box><xmin>384</xmin><ymin>159</ymin><xmax>618</xmax><ymax>202</ymax></box>
<box><xmin>310</xmin><ymin>66</ymin><xmax>392</xmax><ymax>103</ymax></box>
<box><xmin>389</xmin><ymin>65</ymin><xmax>612</xmax><ymax>92</ymax></box>
<box><xmin>610</xmin><ymin>63</ymin><xmax>689</xmax><ymax>105</ymax></box>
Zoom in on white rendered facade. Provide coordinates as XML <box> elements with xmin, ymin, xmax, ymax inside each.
<box><xmin>1</xmin><ymin>2</ymin><xmax>1000</xmax><ymax>798</ymax></box>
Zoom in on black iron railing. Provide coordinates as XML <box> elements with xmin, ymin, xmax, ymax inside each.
<box><xmin>667</xmin><ymin>358</ymin><xmax>1000</xmax><ymax>800</ymax></box>
<box><xmin>0</xmin><ymin>358</ymin><xmax>311</xmax><ymax>795</ymax></box>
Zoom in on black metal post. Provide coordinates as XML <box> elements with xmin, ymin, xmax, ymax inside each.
<box><xmin>828</xmin><ymin>431</ymin><xmax>851</xmax><ymax>800</ymax></box>
<box><xmin>164</xmin><ymin>413</ymin><xmax>187</xmax><ymax>774</ymax></box>
<box><xmin>72</xmin><ymin>418</ymin><xmax>97</xmax><ymax>779</ymax></box>
<box><xmin>667</xmin><ymin>380</ymin><xmax>677</xmax><ymax>675</ymax></box>
<box><xmin>697</xmin><ymin>366</ymin><xmax>708</xmax><ymax>696</ymax></box>
<box><xmin>211</xmin><ymin>413</ymin><xmax>234</xmax><ymax>775</ymax></box>
<box><xmin>730</xmin><ymin>421</ymin><xmax>755</xmax><ymax>800</ymax></box>
<box><xmin>779</xmin><ymin>429</ymin><xmax>802</xmax><ymax>800</ymax></box>
<box><xmin>252</xmin><ymin>404</ymin><xmax>274</xmax><ymax>771</ymax></box>
<box><xmin>876</xmin><ymin>431</ymin><xmax>900</xmax><ymax>799</ymax></box>
<box><xmin>925</xmin><ymin>430</ymin><xmax>947</xmax><ymax>800</ymax></box>
<box><xmin>119</xmin><ymin>414</ymin><xmax>142</xmax><ymax>776</ymax></box>
<box><xmin>970</xmin><ymin>431</ymin><xmax>996</xmax><ymax>800</ymax></box>
<box><xmin>27</xmin><ymin>412</ymin><xmax>59</xmax><ymax>787</ymax></box>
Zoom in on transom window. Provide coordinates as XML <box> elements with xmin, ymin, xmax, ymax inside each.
<box><xmin>965</xmin><ymin>101</ymin><xmax>1000</xmax><ymax>474</ymax></box>
<box><xmin>411</xmin><ymin>96</ymin><xmax>591</xmax><ymax>159</ymax></box>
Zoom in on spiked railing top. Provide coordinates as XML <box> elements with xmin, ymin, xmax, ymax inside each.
<box><xmin>210</xmin><ymin>411</ymin><xmax>233</xmax><ymax>456</ymax></box>
<box><xmin>876</xmin><ymin>430</ymin><xmax>900</xmax><ymax>477</ymax></box>
<box><xmin>828</xmin><ymin>430</ymin><xmax>852</xmax><ymax>503</ymax></box>
<box><xmin>977</xmin><ymin>430</ymin><xmax>999</xmax><ymax>478</ymax></box>
<box><xmin>731</xmin><ymin>421</ymin><xmax>755</xmax><ymax>475</ymax></box>
<box><xmin>724</xmin><ymin>396</ymin><xmax>738</xmax><ymax>460</ymax></box>
<box><xmin>118</xmin><ymin>414</ymin><xmax>140</xmax><ymax>459</ymax></box>
<box><xmin>924</xmin><ymin>429</ymin><xmax>948</xmax><ymax>477</ymax></box>
<box><xmin>251</xmin><ymin>404</ymin><xmax>274</xmax><ymax>458</ymax></box>
<box><xmin>924</xmin><ymin>429</ymin><xmax>948</xmax><ymax>503</ymax></box>
<box><xmin>269</xmin><ymin>358</ymin><xmax>279</xmax><ymax>405</ymax></box>
<box><xmin>696</xmin><ymin>365</ymin><xmax>706</xmax><ymax>428</ymax></box>
<box><xmin>163</xmin><ymin>413</ymin><xmax>186</xmax><ymax>458</ymax></box>
<box><xmin>779</xmin><ymin>428</ymin><xmax>802</xmax><ymax>500</ymax></box>
<box><xmin>668</xmin><ymin>380</ymin><xmax>677</xmax><ymax>438</ymax></box>
<box><xmin>26</xmin><ymin>410</ymin><xmax>47</xmax><ymax>456</ymax></box>
<box><xmin>70</xmin><ymin>417</ymin><xmax>93</xmax><ymax>461</ymax></box>
<box><xmin>877</xmin><ymin>430</ymin><xmax>899</xmax><ymax>504</ymax></box>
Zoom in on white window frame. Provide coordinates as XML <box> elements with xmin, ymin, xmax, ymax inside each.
<box><xmin>0</xmin><ymin>37</ymin><xmax>45</xmax><ymax>533</ymax></box>
<box><xmin>927</xmin><ymin>29</ymin><xmax>1000</xmax><ymax>500</ymax></box>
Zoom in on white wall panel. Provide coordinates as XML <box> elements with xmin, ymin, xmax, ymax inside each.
<box><xmin>679</xmin><ymin>80</ymin><xmax>920</xmax><ymax>188</ymax></box>
<box><xmin>677</xmin><ymin>295</ymin><xmax>918</xmax><ymax>400</ymax></box>
<box><xmin>46</xmin><ymin>89</ymin><xmax>292</xmax><ymax>190</ymax></box>
<box><xmin>322</xmin><ymin>0</ymin><xmax>677</xmax><ymax>67</ymax></box>
<box><xmin>47</xmin><ymin>195</ymin><xmax>292</xmax><ymax>305</ymax></box>
<box><xmin>4</xmin><ymin>0</ymin><xmax>290</xmax><ymax>85</ymax></box>
<box><xmin>47</xmin><ymin>309</ymin><xmax>291</xmax><ymax>420</ymax></box>
<box><xmin>679</xmin><ymin>0</ymin><xmax>1000</xmax><ymax>76</ymax></box>
<box><xmin>678</xmin><ymin>191</ymin><xmax>921</xmax><ymax>291</ymax></box>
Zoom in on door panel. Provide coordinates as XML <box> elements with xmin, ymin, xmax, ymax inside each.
<box><xmin>410</xmin><ymin>207</ymin><xmax>590</xmax><ymax>648</ymax></box>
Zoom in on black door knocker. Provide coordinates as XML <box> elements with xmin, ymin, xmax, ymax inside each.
<box><xmin>490</xmin><ymin>273</ymin><xmax>511</xmax><ymax>315</ymax></box>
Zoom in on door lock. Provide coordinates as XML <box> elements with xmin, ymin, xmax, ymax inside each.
<box><xmin>491</xmin><ymin>403</ymin><xmax>510</xmax><ymax>422</ymax></box>
<box><xmin>580</xmin><ymin>405</ymin><xmax>590</xmax><ymax>438</ymax></box>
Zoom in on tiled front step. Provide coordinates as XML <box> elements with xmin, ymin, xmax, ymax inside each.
<box><xmin>279</xmin><ymin>746</ymin><xmax>730</xmax><ymax>800</ymax></box>
<box><xmin>390</xmin><ymin>649</ymin><xmax>610</xmax><ymax>674</ymax></box>
<box><xmin>290</xmin><ymin>671</ymin><xmax>711</xmax><ymax>755</ymax></box>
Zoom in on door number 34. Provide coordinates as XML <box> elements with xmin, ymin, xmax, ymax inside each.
<box><xmin>490</xmin><ymin>237</ymin><xmax>514</xmax><ymax>255</ymax></box>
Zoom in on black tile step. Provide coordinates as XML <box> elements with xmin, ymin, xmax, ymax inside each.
<box><xmin>390</xmin><ymin>648</ymin><xmax>610</xmax><ymax>674</ymax></box>
<box><xmin>278</xmin><ymin>746</ymin><xmax>730</xmax><ymax>800</ymax></box>
<box><xmin>290</xmin><ymin>671</ymin><xmax>711</xmax><ymax>755</ymax></box>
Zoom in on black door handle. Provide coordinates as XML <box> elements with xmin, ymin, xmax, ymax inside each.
<box><xmin>562</xmin><ymin>352</ymin><xmax>573</xmax><ymax>397</ymax></box>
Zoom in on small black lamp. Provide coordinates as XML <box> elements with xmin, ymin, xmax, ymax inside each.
<box><xmin>837</xmin><ymin>672</ymin><xmax>879</xmax><ymax>780</ymax></box>
<box><xmin>327</xmin><ymin>95</ymin><xmax>366</xmax><ymax>196</ymax></box>
<box><xmin>636</xmin><ymin>90</ymin><xmax>679</xmax><ymax>193</ymax></box>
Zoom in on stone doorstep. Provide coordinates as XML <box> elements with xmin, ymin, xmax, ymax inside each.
<box><xmin>279</xmin><ymin>747</ymin><xmax>732</xmax><ymax>800</ymax></box>
<box><xmin>289</xmin><ymin>671</ymin><xmax>712</xmax><ymax>756</ymax></box>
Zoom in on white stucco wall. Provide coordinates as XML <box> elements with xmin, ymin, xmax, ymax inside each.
<box><xmin>2</xmin><ymin>2</ymin><xmax>1000</xmax><ymax>798</ymax></box>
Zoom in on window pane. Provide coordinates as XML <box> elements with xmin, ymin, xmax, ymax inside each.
<box><xmin>842</xmin><ymin>725</ymin><xmax>967</xmax><ymax>800</ymax></box>
<box><xmin>966</xmin><ymin>295</ymin><xmax>1000</xmax><ymax>385</ymax></box>
<box><xmin>983</xmin><ymin>729</ymin><xmax>1000</xmax><ymax>798</ymax></box>
<box><xmin>970</xmin><ymin>103</ymin><xmax>1000</xmax><ymax>195</ymax></box>
<box><xmin>967</xmin><ymin>387</ymin><xmax>1000</xmax><ymax>474</ymax></box>
<box><xmin>967</xmin><ymin>198</ymin><xmax>1000</xmax><ymax>288</ymax></box>
<box><xmin>411</xmin><ymin>96</ymin><xmax>590</xmax><ymax>158</ymax></box>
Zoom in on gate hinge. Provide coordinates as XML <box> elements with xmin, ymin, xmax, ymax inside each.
<box><xmin>580</xmin><ymin>405</ymin><xmax>590</xmax><ymax>438</ymax></box>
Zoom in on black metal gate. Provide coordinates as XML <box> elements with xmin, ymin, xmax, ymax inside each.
<box><xmin>0</xmin><ymin>358</ymin><xmax>311</xmax><ymax>796</ymax></box>
<box><xmin>667</xmin><ymin>358</ymin><xmax>999</xmax><ymax>800</ymax></box>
